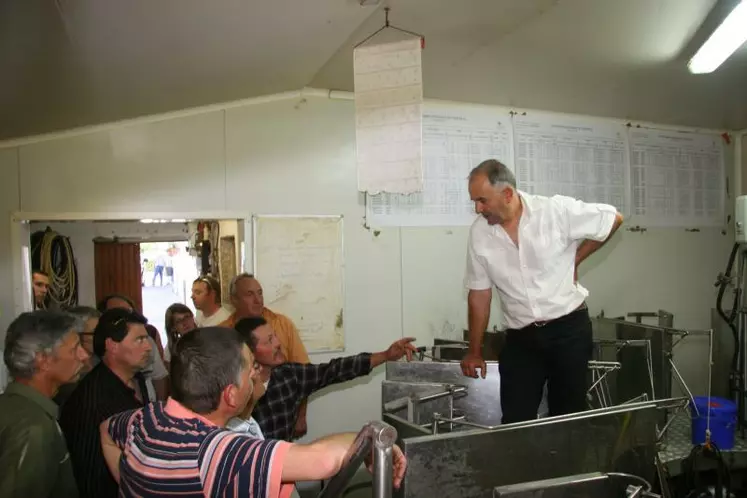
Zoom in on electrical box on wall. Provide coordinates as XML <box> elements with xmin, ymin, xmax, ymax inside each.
<box><xmin>736</xmin><ymin>195</ymin><xmax>747</xmax><ymax>243</ymax></box>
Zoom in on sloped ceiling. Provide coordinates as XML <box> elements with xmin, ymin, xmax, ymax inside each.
<box><xmin>1</xmin><ymin>0</ymin><xmax>746</xmax><ymax>140</ymax></box>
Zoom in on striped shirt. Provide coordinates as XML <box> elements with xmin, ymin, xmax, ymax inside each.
<box><xmin>107</xmin><ymin>398</ymin><xmax>294</xmax><ymax>498</ymax></box>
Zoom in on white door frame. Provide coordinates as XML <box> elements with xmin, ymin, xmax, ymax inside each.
<box><xmin>10</xmin><ymin>211</ymin><xmax>252</xmax><ymax>316</ymax></box>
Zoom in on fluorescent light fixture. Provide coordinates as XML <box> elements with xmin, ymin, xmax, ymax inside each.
<box><xmin>139</xmin><ymin>218</ymin><xmax>187</xmax><ymax>224</ymax></box>
<box><xmin>688</xmin><ymin>0</ymin><xmax>747</xmax><ymax>74</ymax></box>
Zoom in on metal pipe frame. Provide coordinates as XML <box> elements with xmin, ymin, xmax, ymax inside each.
<box><xmin>425</xmin><ymin>397</ymin><xmax>689</xmax><ymax>436</ymax></box>
<box><xmin>382</xmin><ymin>385</ymin><xmax>467</xmax><ymax>414</ymax></box>
<box><xmin>318</xmin><ymin>421</ymin><xmax>397</xmax><ymax>498</ymax></box>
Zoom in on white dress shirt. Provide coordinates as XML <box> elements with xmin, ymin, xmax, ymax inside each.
<box><xmin>465</xmin><ymin>191</ymin><xmax>617</xmax><ymax>330</ymax></box>
<box><xmin>195</xmin><ymin>307</ymin><xmax>232</xmax><ymax>327</ymax></box>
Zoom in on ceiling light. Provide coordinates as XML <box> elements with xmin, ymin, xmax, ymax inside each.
<box><xmin>688</xmin><ymin>0</ymin><xmax>747</xmax><ymax>74</ymax></box>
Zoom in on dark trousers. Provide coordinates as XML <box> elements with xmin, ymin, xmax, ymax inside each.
<box><xmin>499</xmin><ymin>307</ymin><xmax>593</xmax><ymax>424</ymax></box>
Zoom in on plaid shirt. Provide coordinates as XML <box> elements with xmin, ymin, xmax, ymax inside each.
<box><xmin>254</xmin><ymin>353</ymin><xmax>372</xmax><ymax>441</ymax></box>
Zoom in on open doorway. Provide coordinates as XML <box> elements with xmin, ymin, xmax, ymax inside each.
<box><xmin>140</xmin><ymin>241</ymin><xmax>197</xmax><ymax>345</ymax></box>
<box><xmin>20</xmin><ymin>218</ymin><xmax>247</xmax><ymax>353</ymax></box>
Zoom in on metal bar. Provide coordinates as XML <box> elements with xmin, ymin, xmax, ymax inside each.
<box><xmin>646</xmin><ymin>340</ymin><xmax>656</xmax><ymax>399</ymax></box>
<box><xmin>626</xmin><ymin>485</ymin><xmax>644</xmax><ymax>497</ymax></box>
<box><xmin>373</xmin><ymin>442</ymin><xmax>394</xmax><ymax>498</ymax></box>
<box><xmin>654</xmin><ymin>454</ymin><xmax>672</xmax><ymax>498</ymax></box>
<box><xmin>669</xmin><ymin>358</ymin><xmax>698</xmax><ymax>416</ymax></box>
<box><xmin>433</xmin><ymin>413</ymin><xmax>500</xmax><ymax>431</ymax></box>
<box><xmin>595</xmin><ymin>339</ymin><xmax>651</xmax><ymax>348</ymax></box>
<box><xmin>656</xmin><ymin>404</ymin><xmax>686</xmax><ymax>441</ymax></box>
<box><xmin>588</xmin><ymin>369</ymin><xmax>608</xmax><ymax>393</ymax></box>
<box><xmin>620</xmin><ymin>393</ymin><xmax>649</xmax><ymax>405</ymax></box>
<box><xmin>603</xmin><ymin>370</ymin><xmax>614</xmax><ymax>407</ymax></box>
<box><xmin>707</xmin><ymin>328</ymin><xmax>714</xmax><ymax>437</ymax></box>
<box><xmin>407</xmin><ymin>398</ymin><xmax>417</xmax><ymax>424</ymax></box>
<box><xmin>666</xmin><ymin>328</ymin><xmax>713</xmax><ymax>336</ymax></box>
<box><xmin>383</xmin><ymin>385</ymin><xmax>466</xmax><ymax>414</ymax></box>
<box><xmin>588</xmin><ymin>360</ymin><xmax>622</xmax><ymax>370</ymax></box>
<box><xmin>318</xmin><ymin>421</ymin><xmax>397</xmax><ymax>498</ymax></box>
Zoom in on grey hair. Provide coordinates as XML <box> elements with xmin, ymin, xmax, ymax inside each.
<box><xmin>469</xmin><ymin>159</ymin><xmax>517</xmax><ymax>189</ymax></box>
<box><xmin>228</xmin><ymin>272</ymin><xmax>255</xmax><ymax>297</ymax></box>
<box><xmin>4</xmin><ymin>310</ymin><xmax>83</xmax><ymax>380</ymax></box>
<box><xmin>65</xmin><ymin>306</ymin><xmax>101</xmax><ymax>322</ymax></box>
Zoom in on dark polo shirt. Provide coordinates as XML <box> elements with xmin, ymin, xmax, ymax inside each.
<box><xmin>59</xmin><ymin>362</ymin><xmax>150</xmax><ymax>498</ymax></box>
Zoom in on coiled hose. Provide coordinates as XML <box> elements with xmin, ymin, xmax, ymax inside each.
<box><xmin>31</xmin><ymin>227</ymin><xmax>79</xmax><ymax>308</ymax></box>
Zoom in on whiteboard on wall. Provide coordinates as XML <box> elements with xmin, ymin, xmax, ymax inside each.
<box><xmin>366</xmin><ymin>102</ymin><xmax>513</xmax><ymax>226</ymax></box>
<box><xmin>253</xmin><ymin>215</ymin><xmax>345</xmax><ymax>353</ymax></box>
<box><xmin>512</xmin><ymin>111</ymin><xmax>629</xmax><ymax>215</ymax></box>
<box><xmin>628</xmin><ymin>128</ymin><xmax>725</xmax><ymax>227</ymax></box>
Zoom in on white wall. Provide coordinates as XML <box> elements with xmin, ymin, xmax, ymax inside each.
<box><xmin>28</xmin><ymin>221</ymin><xmax>189</xmax><ymax>307</ymax></box>
<box><xmin>0</xmin><ymin>93</ymin><xmax>737</xmax><ymax>439</ymax></box>
<box><xmin>0</xmin><ymin>149</ymin><xmax>20</xmax><ymax>333</ymax></box>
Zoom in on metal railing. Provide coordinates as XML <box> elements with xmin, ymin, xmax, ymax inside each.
<box><xmin>318</xmin><ymin>421</ymin><xmax>398</xmax><ymax>498</ymax></box>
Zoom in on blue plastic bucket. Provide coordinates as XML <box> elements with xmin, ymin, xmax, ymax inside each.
<box><xmin>690</xmin><ymin>396</ymin><xmax>737</xmax><ymax>449</ymax></box>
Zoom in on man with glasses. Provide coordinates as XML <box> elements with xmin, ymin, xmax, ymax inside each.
<box><xmin>59</xmin><ymin>308</ymin><xmax>154</xmax><ymax>498</ymax></box>
<box><xmin>191</xmin><ymin>276</ymin><xmax>231</xmax><ymax>327</ymax></box>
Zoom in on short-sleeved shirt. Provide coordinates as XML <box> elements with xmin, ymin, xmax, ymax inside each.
<box><xmin>195</xmin><ymin>307</ymin><xmax>232</xmax><ymax>328</ymax></box>
<box><xmin>108</xmin><ymin>398</ymin><xmax>293</xmax><ymax>497</ymax></box>
<box><xmin>0</xmin><ymin>382</ymin><xmax>78</xmax><ymax>498</ymax></box>
<box><xmin>220</xmin><ymin>308</ymin><xmax>310</xmax><ymax>364</ymax></box>
<box><xmin>465</xmin><ymin>191</ymin><xmax>616</xmax><ymax>329</ymax></box>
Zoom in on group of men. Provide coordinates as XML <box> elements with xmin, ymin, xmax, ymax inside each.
<box><xmin>0</xmin><ymin>272</ymin><xmax>414</xmax><ymax>498</ymax></box>
<box><xmin>0</xmin><ymin>158</ymin><xmax>623</xmax><ymax>497</ymax></box>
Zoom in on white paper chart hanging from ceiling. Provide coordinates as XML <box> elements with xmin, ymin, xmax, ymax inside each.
<box><xmin>253</xmin><ymin>215</ymin><xmax>345</xmax><ymax>353</ymax></box>
<box><xmin>628</xmin><ymin>128</ymin><xmax>725</xmax><ymax>227</ymax></box>
<box><xmin>354</xmin><ymin>38</ymin><xmax>424</xmax><ymax>194</ymax></box>
<box><xmin>366</xmin><ymin>102</ymin><xmax>513</xmax><ymax>227</ymax></box>
<box><xmin>512</xmin><ymin>112</ymin><xmax>630</xmax><ymax>215</ymax></box>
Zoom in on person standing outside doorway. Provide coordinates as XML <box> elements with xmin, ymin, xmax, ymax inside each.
<box><xmin>153</xmin><ymin>255</ymin><xmax>166</xmax><ymax>287</ymax></box>
<box><xmin>460</xmin><ymin>159</ymin><xmax>623</xmax><ymax>424</ymax></box>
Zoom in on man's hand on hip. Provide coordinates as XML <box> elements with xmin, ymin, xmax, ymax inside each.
<box><xmin>460</xmin><ymin>352</ymin><xmax>487</xmax><ymax>379</ymax></box>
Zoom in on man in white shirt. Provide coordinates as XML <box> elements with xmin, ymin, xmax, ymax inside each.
<box><xmin>192</xmin><ymin>276</ymin><xmax>231</xmax><ymax>327</ymax></box>
<box><xmin>461</xmin><ymin>159</ymin><xmax>623</xmax><ymax>424</ymax></box>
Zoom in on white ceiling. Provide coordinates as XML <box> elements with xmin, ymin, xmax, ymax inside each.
<box><xmin>1</xmin><ymin>0</ymin><xmax>746</xmax><ymax>140</ymax></box>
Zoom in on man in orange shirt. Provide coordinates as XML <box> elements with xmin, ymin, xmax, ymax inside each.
<box><xmin>219</xmin><ymin>272</ymin><xmax>311</xmax><ymax>437</ymax></box>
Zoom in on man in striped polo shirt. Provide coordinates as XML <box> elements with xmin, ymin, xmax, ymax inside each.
<box><xmin>100</xmin><ymin>327</ymin><xmax>407</xmax><ymax>497</ymax></box>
